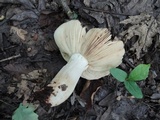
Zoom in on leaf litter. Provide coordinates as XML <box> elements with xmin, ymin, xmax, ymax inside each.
<box><xmin>119</xmin><ymin>13</ymin><xmax>160</xmax><ymax>59</ymax></box>
<box><xmin>1</xmin><ymin>0</ymin><xmax>160</xmax><ymax>119</ymax></box>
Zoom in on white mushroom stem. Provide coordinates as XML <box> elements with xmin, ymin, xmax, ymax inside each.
<box><xmin>47</xmin><ymin>53</ymin><xmax>88</xmax><ymax>106</ymax></box>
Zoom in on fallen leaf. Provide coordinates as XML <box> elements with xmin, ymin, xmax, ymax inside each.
<box><xmin>10</xmin><ymin>26</ymin><xmax>28</xmax><ymax>41</ymax></box>
<box><xmin>120</xmin><ymin>13</ymin><xmax>160</xmax><ymax>59</ymax></box>
<box><xmin>17</xmin><ymin>0</ymin><xmax>35</xmax><ymax>9</ymax></box>
<box><xmin>38</xmin><ymin>0</ymin><xmax>46</xmax><ymax>11</ymax></box>
<box><xmin>44</xmin><ymin>37</ymin><xmax>58</xmax><ymax>51</ymax></box>
<box><xmin>81</xmin><ymin>0</ymin><xmax>122</xmax><ymax>24</ymax></box>
<box><xmin>71</xmin><ymin>92</ymin><xmax>86</xmax><ymax>107</ymax></box>
<box><xmin>83</xmin><ymin>9</ymin><xmax>105</xmax><ymax>24</ymax></box>
<box><xmin>38</xmin><ymin>11</ymin><xmax>64</xmax><ymax>32</ymax></box>
<box><xmin>6</xmin><ymin>7</ymin><xmax>38</xmax><ymax>21</ymax></box>
<box><xmin>4</xmin><ymin>63</ymin><xmax>35</xmax><ymax>75</ymax></box>
<box><xmin>16</xmin><ymin>79</ymin><xmax>37</xmax><ymax>104</ymax></box>
<box><xmin>0</xmin><ymin>0</ymin><xmax>19</xmax><ymax>4</ymax></box>
<box><xmin>21</xmin><ymin>69</ymin><xmax>47</xmax><ymax>80</ymax></box>
<box><xmin>7</xmin><ymin>86</ymin><xmax>15</xmax><ymax>94</ymax></box>
<box><xmin>83</xmin><ymin>0</ymin><xmax>90</xmax><ymax>7</ymax></box>
<box><xmin>121</xmin><ymin>0</ymin><xmax>154</xmax><ymax>15</ymax></box>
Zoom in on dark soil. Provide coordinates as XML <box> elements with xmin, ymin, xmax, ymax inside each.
<box><xmin>0</xmin><ymin>0</ymin><xmax>160</xmax><ymax>120</ymax></box>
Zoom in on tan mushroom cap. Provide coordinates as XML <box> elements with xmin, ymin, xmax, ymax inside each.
<box><xmin>54</xmin><ymin>20</ymin><xmax>125</xmax><ymax>80</ymax></box>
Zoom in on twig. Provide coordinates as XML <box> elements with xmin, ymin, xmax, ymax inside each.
<box><xmin>58</xmin><ymin>0</ymin><xmax>77</xmax><ymax>19</ymax></box>
<box><xmin>0</xmin><ymin>99</ymin><xmax>15</xmax><ymax>108</ymax></box>
<box><xmin>0</xmin><ymin>54</ymin><xmax>21</xmax><ymax>63</ymax></box>
<box><xmin>3</xmin><ymin>45</ymin><xmax>17</xmax><ymax>50</ymax></box>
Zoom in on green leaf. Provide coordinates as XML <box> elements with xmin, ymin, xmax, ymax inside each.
<box><xmin>110</xmin><ymin>68</ymin><xmax>127</xmax><ymax>82</ymax></box>
<box><xmin>12</xmin><ymin>103</ymin><xmax>38</xmax><ymax>120</ymax></box>
<box><xmin>127</xmin><ymin>64</ymin><xmax>150</xmax><ymax>81</ymax></box>
<box><xmin>124</xmin><ymin>81</ymin><xmax>143</xmax><ymax>98</ymax></box>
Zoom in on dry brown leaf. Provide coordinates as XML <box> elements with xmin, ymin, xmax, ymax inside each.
<box><xmin>21</xmin><ymin>69</ymin><xmax>47</xmax><ymax>80</ymax></box>
<box><xmin>16</xmin><ymin>79</ymin><xmax>38</xmax><ymax>104</ymax></box>
<box><xmin>7</xmin><ymin>86</ymin><xmax>15</xmax><ymax>94</ymax></box>
<box><xmin>120</xmin><ymin>13</ymin><xmax>160</xmax><ymax>59</ymax></box>
<box><xmin>16</xmin><ymin>80</ymin><xmax>31</xmax><ymax>102</ymax></box>
<box><xmin>9</xmin><ymin>26</ymin><xmax>44</xmax><ymax>57</ymax></box>
<box><xmin>10</xmin><ymin>26</ymin><xmax>28</xmax><ymax>41</ymax></box>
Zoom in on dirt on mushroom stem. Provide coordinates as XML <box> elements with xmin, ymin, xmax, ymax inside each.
<box><xmin>36</xmin><ymin>53</ymin><xmax>88</xmax><ymax>107</ymax></box>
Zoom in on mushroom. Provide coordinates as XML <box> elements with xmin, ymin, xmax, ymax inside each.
<box><xmin>41</xmin><ymin>20</ymin><xmax>125</xmax><ymax>107</ymax></box>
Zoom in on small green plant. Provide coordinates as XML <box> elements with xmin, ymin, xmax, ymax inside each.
<box><xmin>12</xmin><ymin>103</ymin><xmax>38</xmax><ymax>120</ymax></box>
<box><xmin>110</xmin><ymin>64</ymin><xmax>150</xmax><ymax>98</ymax></box>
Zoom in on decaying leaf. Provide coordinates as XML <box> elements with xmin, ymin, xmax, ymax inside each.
<box><xmin>21</xmin><ymin>69</ymin><xmax>47</xmax><ymax>80</ymax></box>
<box><xmin>38</xmin><ymin>11</ymin><xmax>64</xmax><ymax>32</ymax></box>
<box><xmin>6</xmin><ymin>7</ymin><xmax>37</xmax><ymax>21</ymax></box>
<box><xmin>83</xmin><ymin>0</ymin><xmax>90</xmax><ymax>7</ymax></box>
<box><xmin>120</xmin><ymin>13</ymin><xmax>160</xmax><ymax>59</ymax></box>
<box><xmin>7</xmin><ymin>86</ymin><xmax>15</xmax><ymax>94</ymax></box>
<box><xmin>121</xmin><ymin>0</ymin><xmax>154</xmax><ymax>15</ymax></box>
<box><xmin>4</xmin><ymin>63</ymin><xmax>35</xmax><ymax>75</ymax></box>
<box><xmin>80</xmin><ymin>0</ymin><xmax>122</xmax><ymax>25</ymax></box>
<box><xmin>44</xmin><ymin>39</ymin><xmax>58</xmax><ymax>51</ymax></box>
<box><xmin>9</xmin><ymin>26</ymin><xmax>47</xmax><ymax>57</ymax></box>
<box><xmin>82</xmin><ymin>9</ymin><xmax>105</xmax><ymax>24</ymax></box>
<box><xmin>15</xmin><ymin>80</ymin><xmax>36</xmax><ymax>103</ymax></box>
<box><xmin>16</xmin><ymin>80</ymin><xmax>33</xmax><ymax>102</ymax></box>
<box><xmin>70</xmin><ymin>92</ymin><xmax>86</xmax><ymax>107</ymax></box>
<box><xmin>10</xmin><ymin>26</ymin><xmax>28</xmax><ymax>41</ymax></box>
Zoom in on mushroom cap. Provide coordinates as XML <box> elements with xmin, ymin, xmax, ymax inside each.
<box><xmin>54</xmin><ymin>20</ymin><xmax>125</xmax><ymax>80</ymax></box>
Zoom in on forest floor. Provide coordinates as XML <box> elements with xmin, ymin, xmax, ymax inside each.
<box><xmin>0</xmin><ymin>0</ymin><xmax>160</xmax><ymax>120</ymax></box>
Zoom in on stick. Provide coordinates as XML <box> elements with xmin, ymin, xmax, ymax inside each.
<box><xmin>59</xmin><ymin>0</ymin><xmax>77</xmax><ymax>19</ymax></box>
<box><xmin>0</xmin><ymin>54</ymin><xmax>21</xmax><ymax>63</ymax></box>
